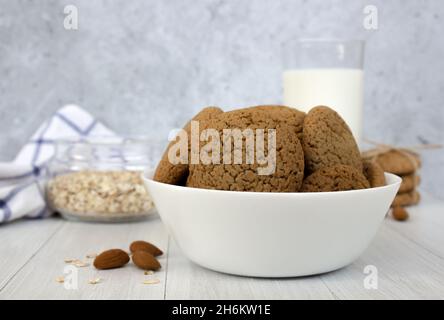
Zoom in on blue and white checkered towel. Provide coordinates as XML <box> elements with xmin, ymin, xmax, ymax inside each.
<box><xmin>0</xmin><ymin>105</ymin><xmax>115</xmax><ymax>224</ymax></box>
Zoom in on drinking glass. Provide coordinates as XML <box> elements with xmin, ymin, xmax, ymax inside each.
<box><xmin>283</xmin><ymin>39</ymin><xmax>365</xmax><ymax>143</ymax></box>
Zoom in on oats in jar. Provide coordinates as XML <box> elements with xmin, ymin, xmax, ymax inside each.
<box><xmin>47</xmin><ymin>171</ymin><xmax>154</xmax><ymax>220</ymax></box>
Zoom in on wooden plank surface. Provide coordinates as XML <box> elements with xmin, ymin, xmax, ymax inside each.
<box><xmin>0</xmin><ymin>217</ymin><xmax>168</xmax><ymax>299</ymax></box>
<box><xmin>386</xmin><ymin>193</ymin><xmax>444</xmax><ymax>259</ymax></box>
<box><xmin>319</xmin><ymin>223</ymin><xmax>444</xmax><ymax>299</ymax></box>
<box><xmin>164</xmin><ymin>240</ymin><xmax>335</xmax><ymax>300</ymax></box>
<box><xmin>317</xmin><ymin>193</ymin><xmax>444</xmax><ymax>299</ymax></box>
<box><xmin>0</xmin><ymin>218</ymin><xmax>64</xmax><ymax>291</ymax></box>
<box><xmin>1</xmin><ymin>193</ymin><xmax>443</xmax><ymax>300</ymax></box>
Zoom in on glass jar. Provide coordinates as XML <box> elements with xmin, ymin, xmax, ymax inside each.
<box><xmin>46</xmin><ymin>136</ymin><xmax>163</xmax><ymax>223</ymax></box>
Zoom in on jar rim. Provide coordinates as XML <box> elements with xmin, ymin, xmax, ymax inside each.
<box><xmin>53</xmin><ymin>135</ymin><xmax>164</xmax><ymax>146</ymax></box>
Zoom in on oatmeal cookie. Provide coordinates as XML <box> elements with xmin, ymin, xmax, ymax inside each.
<box><xmin>243</xmin><ymin>105</ymin><xmax>305</xmax><ymax>140</ymax></box>
<box><xmin>362</xmin><ymin>149</ymin><xmax>421</xmax><ymax>175</ymax></box>
<box><xmin>392</xmin><ymin>190</ymin><xmax>420</xmax><ymax>207</ymax></box>
<box><xmin>301</xmin><ymin>164</ymin><xmax>370</xmax><ymax>192</ymax></box>
<box><xmin>186</xmin><ymin>106</ymin><xmax>305</xmax><ymax>192</ymax></box>
<box><xmin>153</xmin><ymin>106</ymin><xmax>223</xmax><ymax>185</ymax></box>
<box><xmin>362</xmin><ymin>159</ymin><xmax>386</xmax><ymax>188</ymax></box>
<box><xmin>302</xmin><ymin>106</ymin><xmax>362</xmax><ymax>173</ymax></box>
<box><xmin>399</xmin><ymin>174</ymin><xmax>421</xmax><ymax>193</ymax></box>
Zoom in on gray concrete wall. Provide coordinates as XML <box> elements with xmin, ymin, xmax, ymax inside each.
<box><xmin>0</xmin><ymin>0</ymin><xmax>443</xmax><ymax>198</ymax></box>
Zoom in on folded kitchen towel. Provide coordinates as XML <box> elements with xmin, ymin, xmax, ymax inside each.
<box><xmin>0</xmin><ymin>105</ymin><xmax>115</xmax><ymax>224</ymax></box>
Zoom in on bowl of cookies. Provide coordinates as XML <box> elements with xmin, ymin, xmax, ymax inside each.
<box><xmin>143</xmin><ymin>105</ymin><xmax>401</xmax><ymax>277</ymax></box>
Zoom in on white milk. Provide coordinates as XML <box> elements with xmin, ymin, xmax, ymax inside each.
<box><xmin>283</xmin><ymin>68</ymin><xmax>363</xmax><ymax>143</ymax></box>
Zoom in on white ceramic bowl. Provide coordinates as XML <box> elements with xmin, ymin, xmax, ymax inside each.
<box><xmin>143</xmin><ymin>172</ymin><xmax>401</xmax><ymax>277</ymax></box>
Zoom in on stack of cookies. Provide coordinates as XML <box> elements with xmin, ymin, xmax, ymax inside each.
<box><xmin>154</xmin><ymin>105</ymin><xmax>386</xmax><ymax>194</ymax></box>
<box><xmin>362</xmin><ymin>149</ymin><xmax>421</xmax><ymax>207</ymax></box>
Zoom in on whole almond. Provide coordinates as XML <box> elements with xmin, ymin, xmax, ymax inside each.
<box><xmin>132</xmin><ymin>251</ymin><xmax>161</xmax><ymax>271</ymax></box>
<box><xmin>130</xmin><ymin>240</ymin><xmax>163</xmax><ymax>257</ymax></box>
<box><xmin>392</xmin><ymin>206</ymin><xmax>409</xmax><ymax>221</ymax></box>
<box><xmin>93</xmin><ymin>249</ymin><xmax>130</xmax><ymax>270</ymax></box>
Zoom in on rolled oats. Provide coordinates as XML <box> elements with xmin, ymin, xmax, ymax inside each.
<box><xmin>55</xmin><ymin>276</ymin><xmax>65</xmax><ymax>283</ymax></box>
<box><xmin>142</xmin><ymin>279</ymin><xmax>160</xmax><ymax>285</ymax></box>
<box><xmin>88</xmin><ymin>277</ymin><xmax>102</xmax><ymax>285</ymax></box>
<box><xmin>47</xmin><ymin>171</ymin><xmax>154</xmax><ymax>219</ymax></box>
<box><xmin>64</xmin><ymin>258</ymin><xmax>89</xmax><ymax>267</ymax></box>
<box><xmin>73</xmin><ymin>260</ymin><xmax>90</xmax><ymax>268</ymax></box>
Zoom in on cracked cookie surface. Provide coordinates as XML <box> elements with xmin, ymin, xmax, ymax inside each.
<box><xmin>399</xmin><ymin>174</ymin><xmax>420</xmax><ymax>193</ymax></box>
<box><xmin>392</xmin><ymin>190</ymin><xmax>420</xmax><ymax>207</ymax></box>
<box><xmin>243</xmin><ymin>105</ymin><xmax>306</xmax><ymax>140</ymax></box>
<box><xmin>302</xmin><ymin>106</ymin><xmax>362</xmax><ymax>173</ymax></box>
<box><xmin>186</xmin><ymin>106</ymin><xmax>305</xmax><ymax>192</ymax></box>
<box><xmin>363</xmin><ymin>149</ymin><xmax>421</xmax><ymax>175</ymax></box>
<box><xmin>301</xmin><ymin>164</ymin><xmax>370</xmax><ymax>192</ymax></box>
<box><xmin>153</xmin><ymin>106</ymin><xmax>223</xmax><ymax>185</ymax></box>
<box><xmin>363</xmin><ymin>159</ymin><xmax>386</xmax><ymax>188</ymax></box>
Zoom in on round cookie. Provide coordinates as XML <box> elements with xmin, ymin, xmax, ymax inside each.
<box><xmin>186</xmin><ymin>107</ymin><xmax>305</xmax><ymax>192</ymax></box>
<box><xmin>362</xmin><ymin>159</ymin><xmax>386</xmax><ymax>188</ymax></box>
<box><xmin>369</xmin><ymin>149</ymin><xmax>421</xmax><ymax>175</ymax></box>
<box><xmin>301</xmin><ymin>164</ymin><xmax>370</xmax><ymax>192</ymax></box>
<box><xmin>392</xmin><ymin>190</ymin><xmax>420</xmax><ymax>207</ymax></box>
<box><xmin>244</xmin><ymin>105</ymin><xmax>306</xmax><ymax>140</ymax></box>
<box><xmin>399</xmin><ymin>174</ymin><xmax>421</xmax><ymax>193</ymax></box>
<box><xmin>153</xmin><ymin>106</ymin><xmax>223</xmax><ymax>185</ymax></box>
<box><xmin>302</xmin><ymin>106</ymin><xmax>363</xmax><ymax>173</ymax></box>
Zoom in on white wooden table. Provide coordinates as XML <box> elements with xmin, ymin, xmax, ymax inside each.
<box><xmin>1</xmin><ymin>192</ymin><xmax>443</xmax><ymax>300</ymax></box>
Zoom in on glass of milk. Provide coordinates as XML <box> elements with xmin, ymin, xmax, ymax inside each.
<box><xmin>283</xmin><ymin>39</ymin><xmax>365</xmax><ymax>143</ymax></box>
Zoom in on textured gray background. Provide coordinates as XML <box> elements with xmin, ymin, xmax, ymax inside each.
<box><xmin>0</xmin><ymin>0</ymin><xmax>443</xmax><ymax>198</ymax></box>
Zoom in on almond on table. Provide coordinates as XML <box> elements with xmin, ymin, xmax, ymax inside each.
<box><xmin>132</xmin><ymin>251</ymin><xmax>161</xmax><ymax>271</ymax></box>
<box><xmin>93</xmin><ymin>249</ymin><xmax>130</xmax><ymax>270</ymax></box>
<box><xmin>392</xmin><ymin>206</ymin><xmax>409</xmax><ymax>221</ymax></box>
<box><xmin>129</xmin><ymin>240</ymin><xmax>163</xmax><ymax>256</ymax></box>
